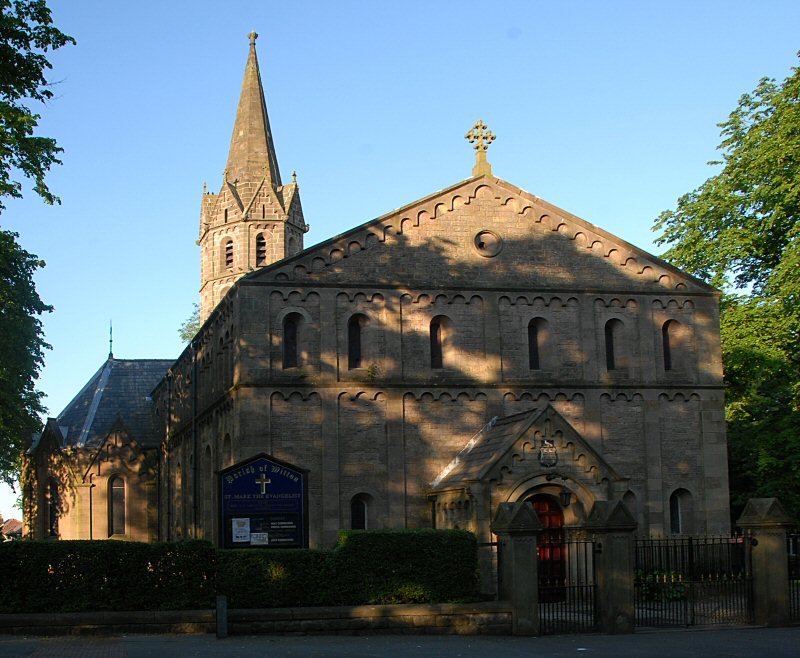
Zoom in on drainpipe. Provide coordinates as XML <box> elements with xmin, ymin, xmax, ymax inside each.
<box><xmin>88</xmin><ymin>474</ymin><xmax>94</xmax><ymax>540</ymax></box>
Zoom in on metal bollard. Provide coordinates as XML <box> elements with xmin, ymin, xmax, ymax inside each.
<box><xmin>216</xmin><ymin>594</ymin><xmax>228</xmax><ymax>639</ymax></box>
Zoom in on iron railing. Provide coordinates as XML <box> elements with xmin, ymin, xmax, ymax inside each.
<box><xmin>634</xmin><ymin>535</ymin><xmax>753</xmax><ymax>628</ymax></box>
<box><xmin>538</xmin><ymin>538</ymin><xmax>596</xmax><ymax>635</ymax></box>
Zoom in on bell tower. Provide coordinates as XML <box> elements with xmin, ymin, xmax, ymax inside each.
<box><xmin>198</xmin><ymin>32</ymin><xmax>307</xmax><ymax>322</ymax></box>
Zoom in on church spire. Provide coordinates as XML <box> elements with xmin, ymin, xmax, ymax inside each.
<box><xmin>198</xmin><ymin>33</ymin><xmax>307</xmax><ymax>324</ymax></box>
<box><xmin>224</xmin><ymin>32</ymin><xmax>282</xmax><ymax>187</ymax></box>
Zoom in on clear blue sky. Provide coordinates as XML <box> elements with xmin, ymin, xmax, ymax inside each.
<box><xmin>2</xmin><ymin>0</ymin><xmax>799</xmax><ymax>518</ymax></box>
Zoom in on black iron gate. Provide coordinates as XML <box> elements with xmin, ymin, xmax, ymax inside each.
<box><xmin>634</xmin><ymin>535</ymin><xmax>753</xmax><ymax>628</ymax></box>
<box><xmin>538</xmin><ymin>537</ymin><xmax>596</xmax><ymax>635</ymax></box>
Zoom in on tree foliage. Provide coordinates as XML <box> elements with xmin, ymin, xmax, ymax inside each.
<box><xmin>178</xmin><ymin>303</ymin><xmax>200</xmax><ymax>342</ymax></box>
<box><xmin>0</xmin><ymin>230</ymin><xmax>50</xmax><ymax>484</ymax></box>
<box><xmin>0</xmin><ymin>0</ymin><xmax>75</xmax><ymax>210</ymax></box>
<box><xmin>654</xmin><ymin>55</ymin><xmax>800</xmax><ymax>521</ymax></box>
<box><xmin>0</xmin><ymin>1</ymin><xmax>73</xmax><ymax>484</ymax></box>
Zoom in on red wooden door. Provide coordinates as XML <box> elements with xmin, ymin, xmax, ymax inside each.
<box><xmin>528</xmin><ymin>494</ymin><xmax>566</xmax><ymax>601</ymax></box>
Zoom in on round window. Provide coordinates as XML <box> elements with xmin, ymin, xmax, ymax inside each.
<box><xmin>474</xmin><ymin>230</ymin><xmax>503</xmax><ymax>257</ymax></box>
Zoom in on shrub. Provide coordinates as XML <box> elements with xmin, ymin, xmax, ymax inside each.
<box><xmin>217</xmin><ymin>548</ymin><xmax>335</xmax><ymax>608</ymax></box>
<box><xmin>217</xmin><ymin>529</ymin><xmax>479</xmax><ymax>608</ymax></box>
<box><xmin>0</xmin><ymin>540</ymin><xmax>216</xmax><ymax>613</ymax></box>
<box><xmin>635</xmin><ymin>569</ymin><xmax>687</xmax><ymax>602</ymax></box>
<box><xmin>0</xmin><ymin>530</ymin><xmax>479</xmax><ymax>612</ymax></box>
<box><xmin>331</xmin><ymin>529</ymin><xmax>479</xmax><ymax>604</ymax></box>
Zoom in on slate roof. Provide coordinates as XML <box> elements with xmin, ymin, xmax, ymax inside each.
<box><xmin>432</xmin><ymin>407</ymin><xmax>544</xmax><ymax>490</ymax></box>
<box><xmin>55</xmin><ymin>357</ymin><xmax>173</xmax><ymax>449</ymax></box>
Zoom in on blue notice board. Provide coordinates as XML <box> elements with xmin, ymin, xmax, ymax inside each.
<box><xmin>219</xmin><ymin>454</ymin><xmax>307</xmax><ymax>549</ymax></box>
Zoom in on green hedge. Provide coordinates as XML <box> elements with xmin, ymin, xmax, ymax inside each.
<box><xmin>0</xmin><ymin>530</ymin><xmax>479</xmax><ymax>613</ymax></box>
<box><xmin>330</xmin><ymin>529</ymin><xmax>479</xmax><ymax>604</ymax></box>
<box><xmin>217</xmin><ymin>548</ymin><xmax>335</xmax><ymax>608</ymax></box>
<box><xmin>0</xmin><ymin>540</ymin><xmax>216</xmax><ymax>613</ymax></box>
<box><xmin>217</xmin><ymin>529</ymin><xmax>479</xmax><ymax>608</ymax></box>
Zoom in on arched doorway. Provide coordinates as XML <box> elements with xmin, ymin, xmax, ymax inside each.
<box><xmin>527</xmin><ymin>493</ymin><xmax>566</xmax><ymax>602</ymax></box>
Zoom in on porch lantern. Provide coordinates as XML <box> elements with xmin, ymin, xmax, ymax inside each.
<box><xmin>559</xmin><ymin>486</ymin><xmax>572</xmax><ymax>508</ymax></box>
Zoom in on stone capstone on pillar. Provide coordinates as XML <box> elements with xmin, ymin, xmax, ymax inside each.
<box><xmin>736</xmin><ymin>497</ymin><xmax>794</xmax><ymax>627</ymax></box>
<box><xmin>490</xmin><ymin>501</ymin><xmax>543</xmax><ymax>636</ymax></box>
<box><xmin>584</xmin><ymin>500</ymin><xmax>638</xmax><ymax>634</ymax></box>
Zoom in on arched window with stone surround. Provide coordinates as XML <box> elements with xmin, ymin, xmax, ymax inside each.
<box><xmin>669</xmin><ymin>488</ymin><xmax>693</xmax><ymax>535</ymax></box>
<box><xmin>662</xmin><ymin>321</ymin><xmax>674</xmax><ymax>371</ymax></box>
<box><xmin>430</xmin><ymin>315</ymin><xmax>452</xmax><ymax>369</ymax></box>
<box><xmin>255</xmin><ymin>233</ymin><xmax>267</xmax><ymax>267</ymax></box>
<box><xmin>604</xmin><ymin>319</ymin><xmax>624</xmax><ymax>371</ymax></box>
<box><xmin>108</xmin><ymin>475</ymin><xmax>125</xmax><ymax>537</ymax></box>
<box><xmin>283</xmin><ymin>313</ymin><xmax>302</xmax><ymax>369</ymax></box>
<box><xmin>348</xmin><ymin>314</ymin><xmax>368</xmax><ymax>369</ymax></box>
<box><xmin>662</xmin><ymin>319</ymin><xmax>691</xmax><ymax>372</ymax></box>
<box><xmin>528</xmin><ymin>317</ymin><xmax>551</xmax><ymax>370</ymax></box>
<box><xmin>350</xmin><ymin>493</ymin><xmax>370</xmax><ymax>530</ymax></box>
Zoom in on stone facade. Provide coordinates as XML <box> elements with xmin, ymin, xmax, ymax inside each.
<box><xmin>24</xmin><ymin>35</ymin><xmax>730</xmax><ymax>588</ymax></box>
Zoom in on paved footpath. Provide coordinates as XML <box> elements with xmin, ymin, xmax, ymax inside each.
<box><xmin>0</xmin><ymin>627</ymin><xmax>799</xmax><ymax>658</ymax></box>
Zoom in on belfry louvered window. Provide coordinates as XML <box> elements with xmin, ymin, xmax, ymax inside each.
<box><xmin>224</xmin><ymin>240</ymin><xmax>234</xmax><ymax>269</ymax></box>
<box><xmin>256</xmin><ymin>234</ymin><xmax>267</xmax><ymax>266</ymax></box>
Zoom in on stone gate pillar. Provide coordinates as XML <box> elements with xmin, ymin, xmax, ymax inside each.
<box><xmin>737</xmin><ymin>498</ymin><xmax>794</xmax><ymax>626</ymax></box>
<box><xmin>585</xmin><ymin>500</ymin><xmax>637</xmax><ymax>634</ymax></box>
<box><xmin>490</xmin><ymin>501</ymin><xmax>543</xmax><ymax>636</ymax></box>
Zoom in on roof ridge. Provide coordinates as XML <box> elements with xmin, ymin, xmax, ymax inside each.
<box><xmin>56</xmin><ymin>359</ymin><xmax>108</xmax><ymax>421</ymax></box>
<box><xmin>76</xmin><ymin>358</ymin><xmax>114</xmax><ymax>447</ymax></box>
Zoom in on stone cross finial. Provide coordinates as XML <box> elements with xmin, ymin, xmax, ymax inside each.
<box><xmin>465</xmin><ymin>120</ymin><xmax>496</xmax><ymax>177</ymax></box>
<box><xmin>248</xmin><ymin>31</ymin><xmax>258</xmax><ymax>46</ymax></box>
<box><xmin>465</xmin><ymin>120</ymin><xmax>496</xmax><ymax>152</ymax></box>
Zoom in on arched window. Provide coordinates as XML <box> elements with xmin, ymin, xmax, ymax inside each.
<box><xmin>669</xmin><ymin>488</ymin><xmax>693</xmax><ymax>535</ymax></box>
<box><xmin>47</xmin><ymin>479</ymin><xmax>59</xmax><ymax>538</ymax></box>
<box><xmin>605</xmin><ymin>319</ymin><xmax>623</xmax><ymax>371</ymax></box>
<box><xmin>662</xmin><ymin>321</ymin><xmax>673</xmax><ymax>371</ymax></box>
<box><xmin>108</xmin><ymin>475</ymin><xmax>125</xmax><ymax>537</ymax></box>
<box><xmin>528</xmin><ymin>317</ymin><xmax>551</xmax><ymax>370</ymax></box>
<box><xmin>283</xmin><ymin>313</ymin><xmax>302</xmax><ymax>369</ymax></box>
<box><xmin>288</xmin><ymin>236</ymin><xmax>298</xmax><ymax>256</ymax></box>
<box><xmin>224</xmin><ymin>239</ymin><xmax>234</xmax><ymax>270</ymax></box>
<box><xmin>662</xmin><ymin>319</ymin><xmax>689</xmax><ymax>372</ymax></box>
<box><xmin>255</xmin><ymin>233</ymin><xmax>267</xmax><ymax>267</ymax></box>
<box><xmin>351</xmin><ymin>494</ymin><xmax>369</xmax><ymax>530</ymax></box>
<box><xmin>348</xmin><ymin>314</ymin><xmax>368</xmax><ymax>369</ymax></box>
<box><xmin>430</xmin><ymin>315</ymin><xmax>452</xmax><ymax>369</ymax></box>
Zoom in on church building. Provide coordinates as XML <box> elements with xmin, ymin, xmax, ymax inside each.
<box><xmin>23</xmin><ymin>34</ymin><xmax>730</xmax><ymax>585</ymax></box>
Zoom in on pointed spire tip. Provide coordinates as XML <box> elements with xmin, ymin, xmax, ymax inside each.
<box><xmin>248</xmin><ymin>31</ymin><xmax>258</xmax><ymax>46</ymax></box>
